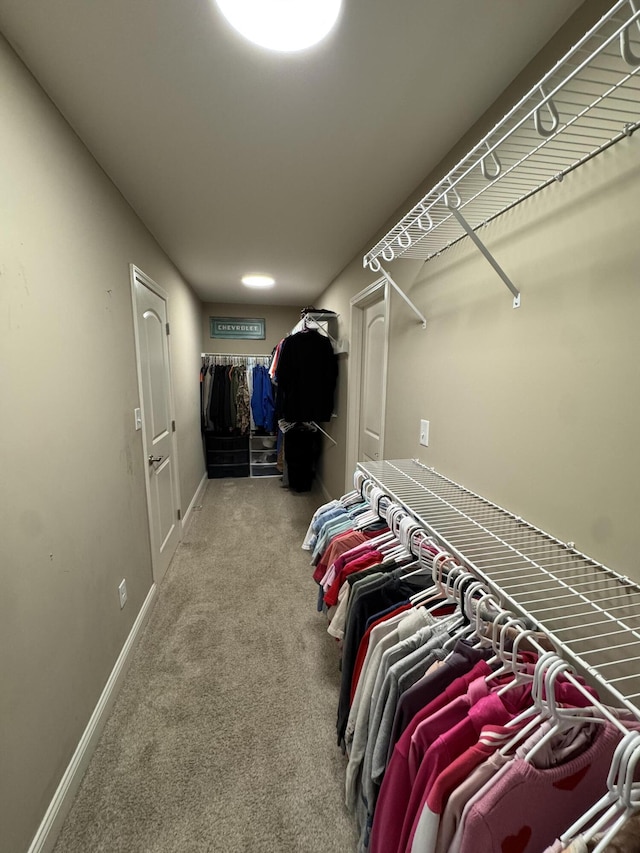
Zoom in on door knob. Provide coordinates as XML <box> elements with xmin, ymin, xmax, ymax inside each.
<box><xmin>148</xmin><ymin>455</ymin><xmax>164</xmax><ymax>464</ymax></box>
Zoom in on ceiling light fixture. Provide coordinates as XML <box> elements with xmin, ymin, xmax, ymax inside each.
<box><xmin>215</xmin><ymin>0</ymin><xmax>342</xmax><ymax>52</ymax></box>
<box><xmin>241</xmin><ymin>274</ymin><xmax>276</xmax><ymax>288</ymax></box>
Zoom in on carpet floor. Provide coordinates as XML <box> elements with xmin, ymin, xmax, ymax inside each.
<box><xmin>53</xmin><ymin>477</ymin><xmax>356</xmax><ymax>853</ymax></box>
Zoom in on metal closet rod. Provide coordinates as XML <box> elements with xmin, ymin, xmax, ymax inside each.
<box><xmin>300</xmin><ymin>311</ymin><xmax>339</xmax><ymax>319</ymax></box>
<box><xmin>201</xmin><ymin>352</ymin><xmax>271</xmax><ymax>359</ymax></box>
<box><xmin>311</xmin><ymin>422</ymin><xmax>338</xmax><ymax>447</ymax></box>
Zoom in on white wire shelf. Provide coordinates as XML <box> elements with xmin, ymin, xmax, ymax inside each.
<box><xmin>364</xmin><ymin>0</ymin><xmax>640</xmax><ymax>272</ymax></box>
<box><xmin>357</xmin><ymin>458</ymin><xmax>640</xmax><ymax>719</ymax></box>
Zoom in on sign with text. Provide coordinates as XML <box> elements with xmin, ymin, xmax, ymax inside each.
<box><xmin>209</xmin><ymin>317</ymin><xmax>265</xmax><ymax>340</ymax></box>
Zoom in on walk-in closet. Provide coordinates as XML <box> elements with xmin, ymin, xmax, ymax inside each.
<box><xmin>2</xmin><ymin>1</ymin><xmax>639</xmax><ymax>852</ymax></box>
<box><xmin>201</xmin><ymin>354</ymin><xmax>277</xmax><ymax>478</ymax></box>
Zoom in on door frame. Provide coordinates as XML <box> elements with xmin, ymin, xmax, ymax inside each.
<box><xmin>345</xmin><ymin>276</ymin><xmax>390</xmax><ymax>492</ymax></box>
<box><xmin>129</xmin><ymin>264</ymin><xmax>182</xmax><ymax>582</ymax></box>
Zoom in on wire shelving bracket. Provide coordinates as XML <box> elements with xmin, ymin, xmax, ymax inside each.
<box><xmin>363</xmin><ymin>0</ymin><xmax>640</xmax><ymax>307</ymax></box>
<box><xmin>380</xmin><ymin>267</ymin><xmax>427</xmax><ymax>328</ymax></box>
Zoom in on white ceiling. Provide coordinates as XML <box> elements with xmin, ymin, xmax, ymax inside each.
<box><xmin>0</xmin><ymin>0</ymin><xmax>585</xmax><ymax>305</ymax></box>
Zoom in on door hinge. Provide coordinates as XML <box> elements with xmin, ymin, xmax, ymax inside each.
<box><xmin>171</xmin><ymin>420</ymin><xmax>176</xmax><ymax>432</ymax></box>
<box><xmin>166</xmin><ymin>322</ymin><xmax>170</xmax><ymax>335</ymax></box>
<box><xmin>177</xmin><ymin>508</ymin><xmax>182</xmax><ymax>520</ymax></box>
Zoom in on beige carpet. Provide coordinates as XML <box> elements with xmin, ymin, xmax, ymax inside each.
<box><xmin>53</xmin><ymin>477</ymin><xmax>356</xmax><ymax>853</ymax></box>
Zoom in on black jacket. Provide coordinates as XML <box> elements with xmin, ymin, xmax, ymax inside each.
<box><xmin>275</xmin><ymin>330</ymin><xmax>338</xmax><ymax>423</ymax></box>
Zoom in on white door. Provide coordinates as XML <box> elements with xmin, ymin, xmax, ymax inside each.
<box><xmin>131</xmin><ymin>266</ymin><xmax>181</xmax><ymax>584</ymax></box>
<box><xmin>359</xmin><ymin>297</ymin><xmax>387</xmax><ymax>463</ymax></box>
<box><xmin>346</xmin><ymin>278</ymin><xmax>389</xmax><ymax>487</ymax></box>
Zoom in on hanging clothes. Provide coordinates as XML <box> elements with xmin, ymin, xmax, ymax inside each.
<box><xmin>209</xmin><ymin>364</ymin><xmax>231</xmax><ymax>432</ymax></box>
<box><xmin>251</xmin><ymin>364</ymin><xmax>276</xmax><ymax>432</ymax></box>
<box><xmin>306</xmin><ymin>481</ymin><xmax>640</xmax><ymax>853</ymax></box>
<box><xmin>275</xmin><ymin>327</ymin><xmax>338</xmax><ymax>423</ymax></box>
<box><xmin>200</xmin><ymin>363</ymin><xmax>211</xmax><ymax>431</ymax></box>
<box><xmin>283</xmin><ymin>423</ymin><xmax>321</xmax><ymax>492</ymax></box>
<box><xmin>201</xmin><ymin>357</ymin><xmax>254</xmax><ymax>436</ymax></box>
<box><xmin>236</xmin><ymin>367</ymin><xmax>250</xmax><ymax>434</ymax></box>
<box><xmin>269</xmin><ymin>315</ymin><xmax>338</xmax><ymax>492</ymax></box>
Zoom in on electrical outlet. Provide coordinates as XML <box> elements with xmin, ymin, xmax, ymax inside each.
<box><xmin>419</xmin><ymin>419</ymin><xmax>430</xmax><ymax>447</ymax></box>
<box><xmin>118</xmin><ymin>579</ymin><xmax>127</xmax><ymax>609</ymax></box>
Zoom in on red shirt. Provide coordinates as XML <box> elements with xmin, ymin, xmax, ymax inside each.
<box><xmin>323</xmin><ymin>550</ymin><xmax>384</xmax><ymax>607</ymax></box>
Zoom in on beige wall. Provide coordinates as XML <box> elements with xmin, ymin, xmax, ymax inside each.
<box><xmin>0</xmin><ymin>35</ymin><xmax>204</xmax><ymax>853</ymax></box>
<box><xmin>315</xmin><ymin>1</ymin><xmax>640</xmax><ymax>581</ymax></box>
<box><xmin>201</xmin><ymin>301</ymin><xmax>302</xmax><ymax>354</ymax></box>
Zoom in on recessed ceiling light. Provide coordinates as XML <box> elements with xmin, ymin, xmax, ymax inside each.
<box><xmin>215</xmin><ymin>0</ymin><xmax>342</xmax><ymax>53</ymax></box>
<box><xmin>241</xmin><ymin>274</ymin><xmax>276</xmax><ymax>288</ymax></box>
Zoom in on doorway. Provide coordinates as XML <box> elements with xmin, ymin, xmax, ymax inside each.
<box><xmin>130</xmin><ymin>265</ymin><xmax>182</xmax><ymax>584</ymax></box>
<box><xmin>345</xmin><ymin>277</ymin><xmax>389</xmax><ymax>491</ymax></box>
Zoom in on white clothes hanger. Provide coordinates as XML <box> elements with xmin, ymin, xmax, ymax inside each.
<box><xmin>359</xmin><ymin>478</ymin><xmax>376</xmax><ymax>504</ymax></box>
<box><xmin>495</xmin><ymin>628</ymin><xmax>543</xmax><ymax>697</ymax></box>
<box><xmin>352</xmin><ymin>470</ymin><xmax>367</xmax><ymax>493</ymax></box>
<box><xmin>412</xmin><ymin>562</ymin><xmax>467</xmax><ymax>618</ymax></box>
<box><xmin>378</xmin><ymin>535</ymin><xmax>403</xmax><ymax>554</ymax></box>
<box><xmin>353</xmin><ymin>485</ymin><xmax>390</xmax><ymax>530</ymax></box>
<box><xmin>442</xmin><ymin>569</ymin><xmax>479</xmax><ymax>639</ymax></box>
<box><xmin>365</xmin><ymin>530</ymin><xmax>397</xmax><ymax>550</ymax></box>
<box><xmin>559</xmin><ymin>730</ymin><xmax>640</xmax><ymax>852</ymax></box>
<box><xmin>352</xmin><ymin>509</ymin><xmax>382</xmax><ymax>530</ymax></box>
<box><xmin>450</xmin><ymin>580</ymin><xmax>488</xmax><ymax>641</ymax></box>
<box><xmin>496</xmin><ymin>649</ymin><xmax>562</xmax><ymax>756</ymax></box>
<box><xmin>484</xmin><ymin>616</ymin><xmax>530</xmax><ymax>686</ymax></box>
<box><xmin>494</xmin><ymin>639</ymin><xmax>633</xmax><ymax>763</ymax></box>
<box><xmin>524</xmin><ymin>653</ymin><xmax>632</xmax><ymax>765</ymax></box>
<box><xmin>411</xmin><ymin>530</ymin><xmax>436</xmax><ymax>562</ymax></box>
<box><xmin>396</xmin><ymin>534</ymin><xmax>437</xmax><ymax>580</ymax></box>
<box><xmin>436</xmin><ymin>579</ymin><xmax>489</xmax><ymax>651</ymax></box>
<box><xmin>297</xmin><ymin>314</ymin><xmax>340</xmax><ymax>348</ymax></box>
<box><xmin>468</xmin><ymin>590</ymin><xmax>502</xmax><ymax>651</ymax></box>
<box><xmin>340</xmin><ymin>489</ymin><xmax>361</xmax><ymax>507</ymax></box>
<box><xmin>379</xmin><ymin>546</ymin><xmax>412</xmax><ymax>567</ymax></box>
<box><xmin>408</xmin><ymin>550</ymin><xmax>455</xmax><ymax>605</ymax></box>
<box><xmin>483</xmin><ymin>608</ymin><xmax>518</xmax><ymax>668</ymax></box>
<box><xmin>386</xmin><ymin>504</ymin><xmax>407</xmax><ymax>537</ymax></box>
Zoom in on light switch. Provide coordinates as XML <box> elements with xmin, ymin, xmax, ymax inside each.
<box><xmin>419</xmin><ymin>419</ymin><xmax>429</xmax><ymax>447</ymax></box>
<box><xmin>134</xmin><ymin>408</ymin><xmax>142</xmax><ymax>431</ymax></box>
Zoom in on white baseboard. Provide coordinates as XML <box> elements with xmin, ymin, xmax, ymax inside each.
<box><xmin>182</xmin><ymin>470</ymin><xmax>207</xmax><ymax>531</ymax></box>
<box><xmin>27</xmin><ymin>583</ymin><xmax>158</xmax><ymax>853</ymax></box>
<box><xmin>315</xmin><ymin>475</ymin><xmax>333</xmax><ymax>504</ymax></box>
